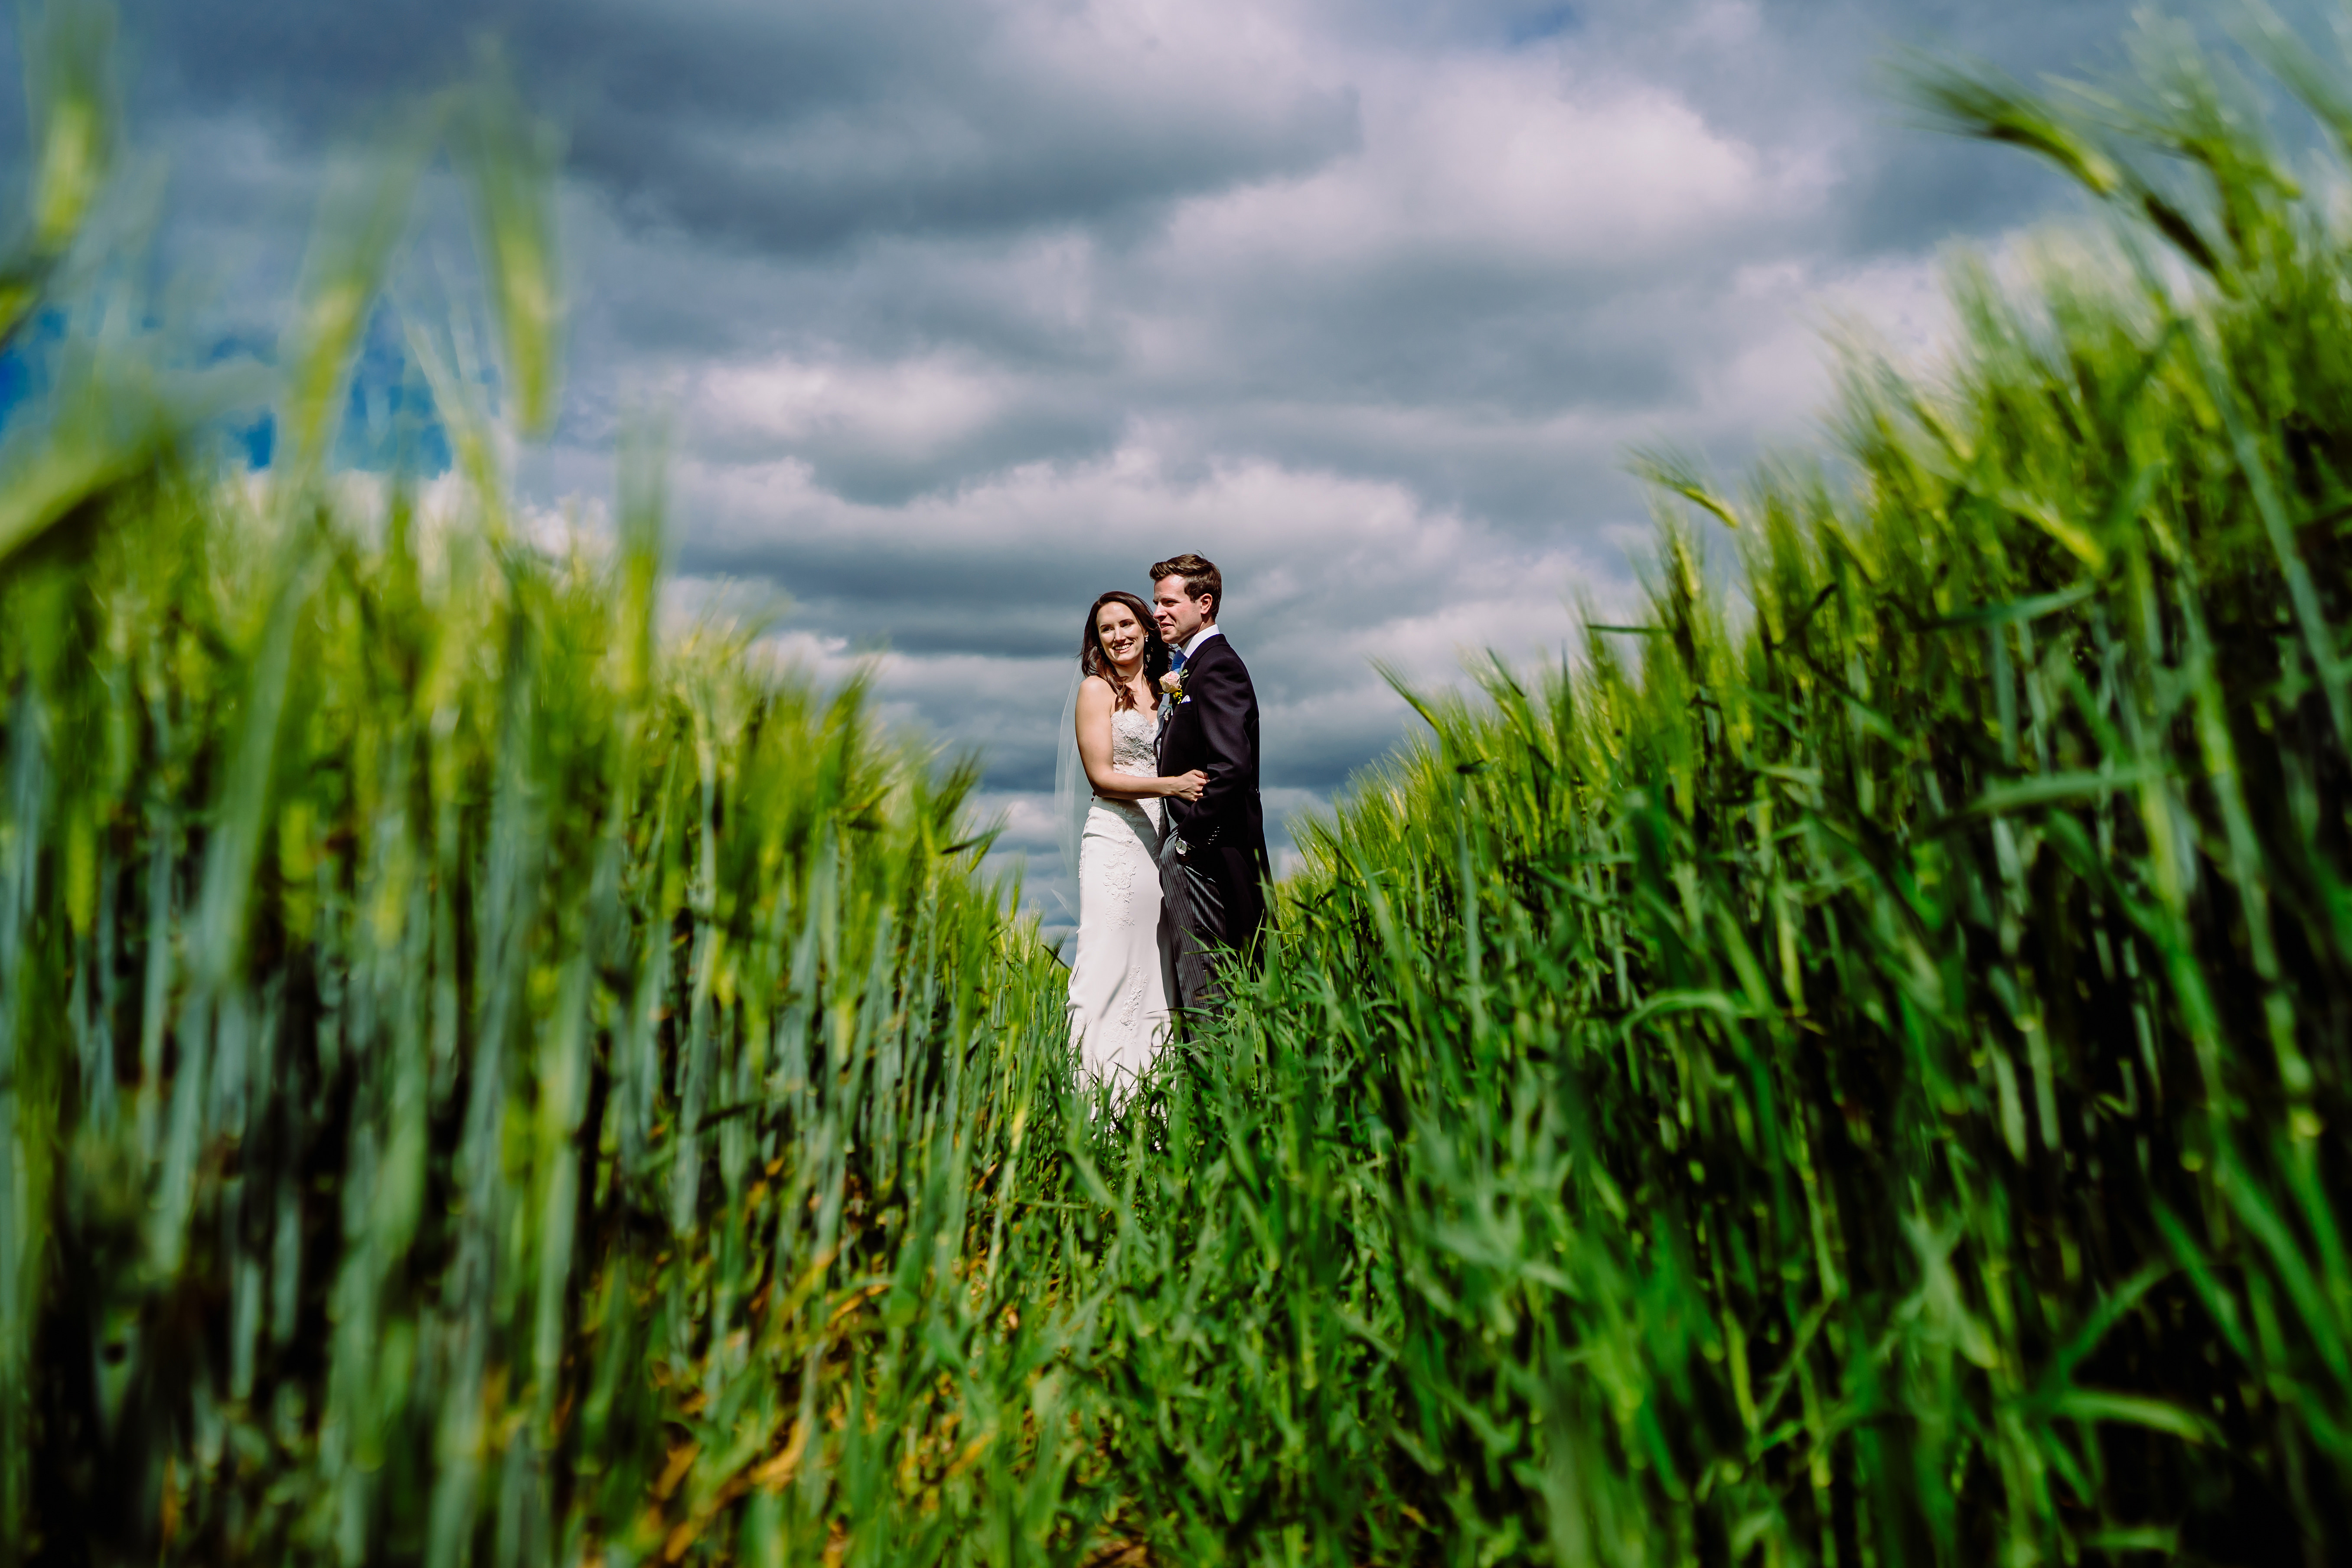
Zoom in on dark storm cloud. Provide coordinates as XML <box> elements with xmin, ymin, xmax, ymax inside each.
<box><xmin>122</xmin><ymin>0</ymin><xmax>1360</xmax><ymax>253</ymax></box>
<box><xmin>672</xmin><ymin>538</ymin><xmax>1112</xmax><ymax>659</ymax></box>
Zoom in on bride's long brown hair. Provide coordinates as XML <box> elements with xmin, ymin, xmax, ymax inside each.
<box><xmin>1080</xmin><ymin>590</ymin><xmax>1169</xmax><ymax>712</ymax></box>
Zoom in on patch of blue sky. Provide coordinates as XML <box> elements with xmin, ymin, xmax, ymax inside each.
<box><xmin>1505</xmin><ymin>5</ymin><xmax>1577</xmax><ymax>47</ymax></box>
<box><xmin>336</xmin><ymin>306</ymin><xmax>453</xmax><ymax>476</ymax></box>
<box><xmin>0</xmin><ymin>297</ymin><xmax>452</xmax><ymax>479</ymax></box>
<box><xmin>228</xmin><ymin>306</ymin><xmax>455</xmax><ymax>477</ymax></box>
<box><xmin>236</xmin><ymin>410</ymin><xmax>271</xmax><ymax>470</ymax></box>
<box><xmin>0</xmin><ymin>339</ymin><xmax>41</xmax><ymax>431</ymax></box>
<box><xmin>0</xmin><ymin>308</ymin><xmax>69</xmax><ymax>432</ymax></box>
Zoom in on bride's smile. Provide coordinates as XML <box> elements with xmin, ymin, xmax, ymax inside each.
<box><xmin>1096</xmin><ymin>602</ymin><xmax>1148</xmax><ymax>670</ymax></box>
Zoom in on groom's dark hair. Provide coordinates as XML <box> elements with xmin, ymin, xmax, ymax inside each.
<box><xmin>1151</xmin><ymin>553</ymin><xmax>1222</xmax><ymax>617</ymax></box>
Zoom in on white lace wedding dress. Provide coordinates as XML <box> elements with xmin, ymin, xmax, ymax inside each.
<box><xmin>1067</xmin><ymin>705</ymin><xmax>1170</xmax><ymax>1086</ymax></box>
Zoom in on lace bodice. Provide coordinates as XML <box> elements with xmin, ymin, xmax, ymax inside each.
<box><xmin>1107</xmin><ymin>706</ymin><xmax>1159</xmax><ymax>777</ymax></box>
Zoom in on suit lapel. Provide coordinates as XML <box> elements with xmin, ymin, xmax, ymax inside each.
<box><xmin>1160</xmin><ymin>635</ymin><xmax>1224</xmax><ymax>768</ymax></box>
<box><xmin>1159</xmin><ymin>642</ymin><xmax>1197</xmax><ymax>763</ymax></box>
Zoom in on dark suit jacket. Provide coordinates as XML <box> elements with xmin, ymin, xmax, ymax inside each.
<box><xmin>1157</xmin><ymin>631</ymin><xmax>1268</xmax><ymax>867</ymax></box>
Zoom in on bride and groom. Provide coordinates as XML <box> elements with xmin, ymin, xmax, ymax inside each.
<box><xmin>1059</xmin><ymin>552</ymin><xmax>1269</xmax><ymax>1087</ymax></box>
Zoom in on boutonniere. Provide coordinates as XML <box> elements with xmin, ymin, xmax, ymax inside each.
<box><xmin>1159</xmin><ymin>667</ymin><xmax>1188</xmax><ymax>704</ymax></box>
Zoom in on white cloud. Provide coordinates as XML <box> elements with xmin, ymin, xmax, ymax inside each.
<box><xmin>1161</xmin><ymin>59</ymin><xmax>1784</xmax><ymax>279</ymax></box>
<box><xmin>692</xmin><ymin>352</ymin><xmax>1030</xmax><ymax>463</ymax></box>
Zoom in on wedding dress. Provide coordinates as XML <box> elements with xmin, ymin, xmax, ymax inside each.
<box><xmin>1067</xmin><ymin>704</ymin><xmax>1170</xmax><ymax>1086</ymax></box>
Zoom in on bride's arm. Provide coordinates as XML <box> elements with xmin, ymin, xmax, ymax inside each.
<box><xmin>1075</xmin><ymin>682</ymin><xmax>1203</xmax><ymax>800</ymax></box>
<box><xmin>1075</xmin><ymin>680</ymin><xmax>1149</xmax><ymax>800</ymax></box>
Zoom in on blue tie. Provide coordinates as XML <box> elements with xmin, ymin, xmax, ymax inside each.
<box><xmin>1168</xmin><ymin>647</ymin><xmax>1186</xmax><ymax>673</ymax></box>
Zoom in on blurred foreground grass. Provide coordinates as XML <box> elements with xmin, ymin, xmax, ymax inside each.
<box><xmin>11</xmin><ymin>5</ymin><xmax>2352</xmax><ymax>1565</ymax></box>
<box><xmin>0</xmin><ymin>12</ymin><xmax>1104</xmax><ymax>1565</ymax></box>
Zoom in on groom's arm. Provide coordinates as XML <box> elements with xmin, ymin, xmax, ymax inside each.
<box><xmin>1181</xmin><ymin>653</ymin><xmax>1258</xmax><ymax>841</ymax></box>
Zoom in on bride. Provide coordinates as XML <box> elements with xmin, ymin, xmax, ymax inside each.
<box><xmin>1060</xmin><ymin>590</ymin><xmax>1205</xmax><ymax>1088</ymax></box>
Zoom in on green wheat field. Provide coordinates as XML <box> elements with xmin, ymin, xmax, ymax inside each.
<box><xmin>5</xmin><ymin>6</ymin><xmax>2352</xmax><ymax>1564</ymax></box>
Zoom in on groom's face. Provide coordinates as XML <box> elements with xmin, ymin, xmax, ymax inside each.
<box><xmin>1153</xmin><ymin>577</ymin><xmax>1212</xmax><ymax>645</ymax></box>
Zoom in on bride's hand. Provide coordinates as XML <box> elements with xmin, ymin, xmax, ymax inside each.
<box><xmin>1168</xmin><ymin>769</ymin><xmax>1208</xmax><ymax>802</ymax></box>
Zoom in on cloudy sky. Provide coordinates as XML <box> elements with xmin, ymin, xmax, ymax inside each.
<box><xmin>43</xmin><ymin>0</ymin><xmax>2328</xmax><ymax>929</ymax></box>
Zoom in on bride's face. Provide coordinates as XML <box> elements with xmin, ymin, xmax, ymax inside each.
<box><xmin>1096</xmin><ymin>602</ymin><xmax>1148</xmax><ymax>669</ymax></box>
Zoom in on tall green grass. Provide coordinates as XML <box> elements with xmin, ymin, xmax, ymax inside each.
<box><xmin>0</xmin><ymin>13</ymin><xmax>1118</xmax><ymax>1565</ymax></box>
<box><xmin>1064</xmin><ymin>16</ymin><xmax>2352</xmax><ymax>1565</ymax></box>
<box><xmin>15</xmin><ymin>5</ymin><xmax>2352</xmax><ymax>1565</ymax></box>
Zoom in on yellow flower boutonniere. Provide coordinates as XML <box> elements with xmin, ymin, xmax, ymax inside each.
<box><xmin>1159</xmin><ymin>667</ymin><xmax>1187</xmax><ymax>704</ymax></box>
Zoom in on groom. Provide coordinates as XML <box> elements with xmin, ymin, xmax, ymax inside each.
<box><xmin>1152</xmin><ymin>553</ymin><xmax>1269</xmax><ymax>1020</ymax></box>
